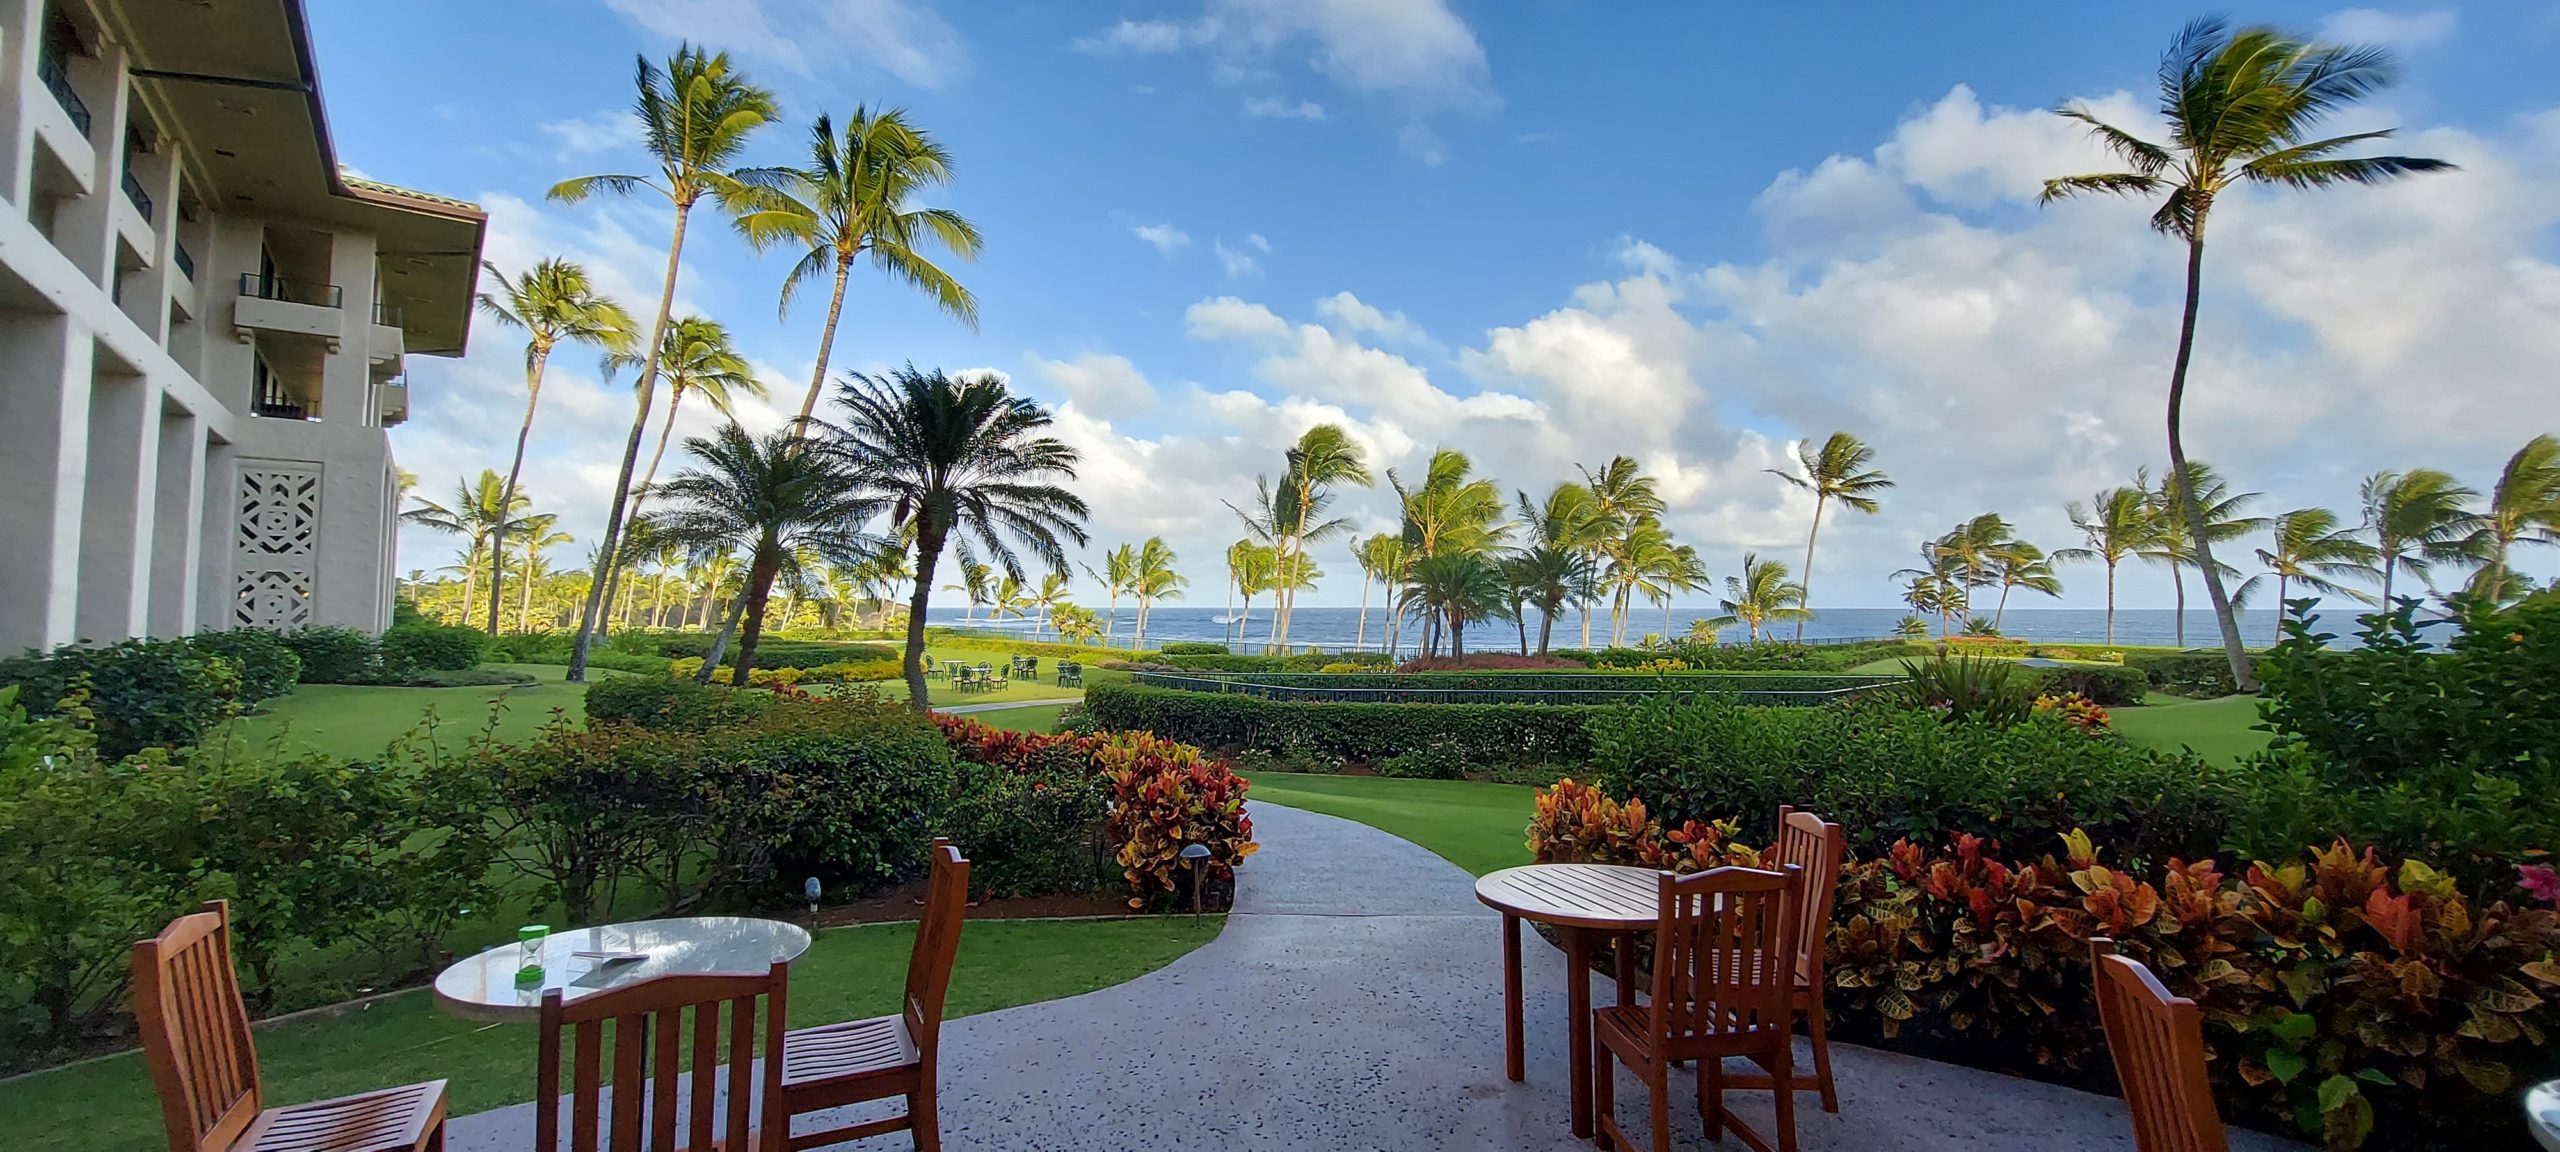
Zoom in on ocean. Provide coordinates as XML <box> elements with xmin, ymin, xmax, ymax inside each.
<box><xmin>925</xmin><ymin>604</ymin><xmax>2364</xmax><ymax>654</ymax></box>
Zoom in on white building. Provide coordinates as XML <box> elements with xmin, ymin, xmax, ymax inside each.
<box><xmin>0</xmin><ymin>0</ymin><xmax>483</xmax><ymax>655</ymax></box>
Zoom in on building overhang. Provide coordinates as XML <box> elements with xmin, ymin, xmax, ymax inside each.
<box><xmin>95</xmin><ymin>0</ymin><xmax>486</xmax><ymax>357</ymax></box>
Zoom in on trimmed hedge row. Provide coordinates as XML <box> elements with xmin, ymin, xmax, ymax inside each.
<box><xmin>1138</xmin><ymin>670</ymin><xmax>1895</xmax><ymax>694</ymax></box>
<box><xmin>1144</xmin><ymin>651</ymin><xmax>1397</xmax><ymax>673</ymax></box>
<box><xmin>1082</xmin><ymin>681</ymin><xmax>1593</xmax><ymax>768</ymax></box>
<box><xmin>1551</xmin><ymin>640</ymin><xmax>1915</xmax><ymax>672</ymax></box>
<box><xmin>2014</xmin><ymin>662</ymin><xmax>2150</xmax><ymax>706</ymax></box>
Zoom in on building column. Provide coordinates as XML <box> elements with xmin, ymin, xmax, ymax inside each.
<box><xmin>148</xmin><ymin>403</ymin><xmax>205</xmax><ymax>636</ymax></box>
<box><xmin>196</xmin><ymin>437</ymin><xmax>236</xmax><ymax>629</ymax></box>
<box><xmin>0</xmin><ymin>314</ymin><xmax>91</xmax><ymax>653</ymax></box>
<box><xmin>76</xmin><ymin>364</ymin><xmax>158</xmax><ymax>641</ymax></box>
<box><xmin>51</xmin><ymin>36</ymin><xmax>126</xmax><ymax>288</ymax></box>
<box><xmin>0</xmin><ymin>0</ymin><xmax>43</xmax><ymax>211</ymax></box>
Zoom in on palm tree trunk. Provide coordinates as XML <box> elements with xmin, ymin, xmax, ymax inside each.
<box><xmin>2105</xmin><ymin>560</ymin><xmax>2118</xmax><ymax>645</ymax></box>
<box><xmin>1995</xmin><ymin>582</ymin><xmax>2013</xmax><ymax>632</ymax></box>
<box><xmin>459</xmin><ymin>542</ymin><xmax>482</xmax><ymax>626</ymax></box>
<box><xmin>634</xmin><ymin>385</ymin><xmax>690</xmax><ymax>522</ymax></box>
<box><xmin>1237</xmin><ymin>594</ymin><xmax>1252</xmax><ymax>648</ymax></box>
<box><xmin>1516</xmin><ymin>604</ymin><xmax>1529</xmax><ymax>656</ymax></box>
<box><xmin>1106</xmin><ymin>591</ymin><xmax>1120</xmax><ymax>648</ymax></box>
<box><xmin>2379</xmin><ymin>550</ymin><xmax>2396</xmax><ymax>608</ymax></box>
<box><xmin>2167</xmin><ymin>229</ymin><xmax>2257</xmax><ymax>689</ymax></box>
<box><xmin>695</xmin><ymin>595</ymin><xmax>748</xmax><ymax>684</ymax></box>
<box><xmin>795</xmin><ymin>257</ymin><xmax>854</xmax><ymax>423</ymax></box>
<box><xmin>899</xmin><ymin>522</ymin><xmax>947</xmax><ymax>713</ymax></box>
<box><xmin>1136</xmin><ymin>596</ymin><xmax>1150</xmax><ymax>649</ymax></box>
<box><xmin>727</xmin><ymin>551</ymin><xmax>781</xmax><ymax>686</ymax></box>
<box><xmin>1537</xmin><ymin>600</ymin><xmax>1556</xmax><ymax>655</ymax></box>
<box><xmin>518</xmin><ymin>540</ymin><xmax>538</xmax><ymax>633</ymax></box>
<box><xmin>1355</xmin><ymin>576</ymin><xmax>1370</xmax><ymax>651</ymax></box>
<box><xmin>2274</xmin><ymin>573</ymin><xmax>2289</xmax><ymax>645</ymax></box>
<box><xmin>572</xmin><ymin>205</ymin><xmax>694</xmax><ymax>682</ymax></box>
<box><xmin>1796</xmin><ymin>494</ymin><xmax>1826</xmax><ymax>643</ymax></box>
<box><xmin>2170</xmin><ymin>564</ymin><xmax>2187</xmax><ymax>648</ymax></box>
<box><xmin>488</xmin><ymin>346</ymin><xmax>553</xmax><ymax>635</ymax></box>
<box><xmin>1449</xmin><ymin>608</ymin><xmax>1465</xmax><ymax>659</ymax></box>
<box><xmin>1661</xmin><ymin>595</ymin><xmax>1672</xmax><ymax>639</ymax></box>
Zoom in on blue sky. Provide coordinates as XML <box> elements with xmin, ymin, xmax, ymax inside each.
<box><xmin>310</xmin><ymin>0</ymin><xmax>2560</xmax><ymax>609</ymax></box>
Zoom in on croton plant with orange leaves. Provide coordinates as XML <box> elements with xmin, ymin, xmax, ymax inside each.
<box><xmin>1527</xmin><ymin>778</ymin><xmax>2560</xmax><ymax>1151</ymax></box>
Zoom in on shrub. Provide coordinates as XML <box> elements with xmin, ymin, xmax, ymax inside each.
<box><xmin>380</xmin><ymin>622</ymin><xmax>489</xmax><ymax>672</ymax></box>
<box><xmin>1083</xmin><ymin>682</ymin><xmax>1594</xmax><ymax>774</ymax></box>
<box><xmin>1566</xmin><ymin>640</ymin><xmax>1915</xmax><ymax>672</ymax></box>
<box><xmin>2019</xmin><ymin>662</ymin><xmax>2150</xmax><ymax>706</ymax></box>
<box><xmin>1158</xmin><ymin>641</ymin><xmax>1230</xmax><ymax>655</ymax></box>
<box><xmin>281</xmin><ymin>627</ymin><xmax>384</xmax><ymax>684</ymax></box>
<box><xmin>584</xmin><ymin>677</ymin><xmax>765</xmax><ymax>732</ymax></box>
<box><xmin>2031</xmin><ymin>692</ymin><xmax>2110</xmax><ymax>731</ymax></box>
<box><xmin>1584</xmin><ymin>695</ymin><xmax>2235</xmax><ymax>863</ymax></box>
<box><xmin>485</xmin><ymin>631</ymin><xmax>576</xmax><ymax>664</ymax></box>
<box><xmin>1099</xmin><ymin>732</ymin><xmax>1256</xmax><ymax>911</ymax></box>
<box><xmin>184</xmin><ymin>630</ymin><xmax>302</xmax><ymax>703</ymax></box>
<box><xmin>1394</xmin><ymin>653</ymin><xmax>1587</xmax><ymax>672</ymax></box>
<box><xmin>2125</xmin><ymin>650</ymin><xmax>2249</xmax><ymax>696</ymax></box>
<box><xmin>931</xmin><ymin>717</ymin><xmax>1109</xmax><ymax>898</ymax></box>
<box><xmin>1897</xmin><ymin>652</ymin><xmax>2032</xmax><ymax>724</ymax></box>
<box><xmin>0</xmin><ymin>638</ymin><xmax>245</xmax><ymax>759</ymax></box>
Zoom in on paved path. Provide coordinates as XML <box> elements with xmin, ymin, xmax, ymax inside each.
<box><xmin>450</xmin><ymin>802</ymin><xmax>2296</xmax><ymax>1151</ymax></box>
<box><xmin>935</xmin><ymin>697</ymin><xmax>1080</xmax><ymax>715</ymax></box>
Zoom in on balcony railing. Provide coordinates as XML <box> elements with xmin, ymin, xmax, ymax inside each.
<box><xmin>174</xmin><ymin>242</ymin><xmax>194</xmax><ymax>281</ymax></box>
<box><xmin>373</xmin><ymin>302</ymin><xmax>404</xmax><ymax>327</ymax></box>
<box><xmin>238</xmin><ymin>273</ymin><xmax>341</xmax><ymax>308</ymax></box>
<box><xmin>253</xmin><ymin>373</ymin><xmax>312</xmax><ymax>421</ymax></box>
<box><xmin>37</xmin><ymin>48</ymin><xmax>90</xmax><ymax>135</ymax></box>
<box><xmin>120</xmin><ymin>167</ymin><xmax>153</xmax><ymax>221</ymax></box>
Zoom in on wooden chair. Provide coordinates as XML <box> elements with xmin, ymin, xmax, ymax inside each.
<box><xmin>1594</xmin><ymin>865</ymin><xmax>1803</xmax><ymax>1152</ymax></box>
<box><xmin>2091</xmin><ymin>938</ymin><xmax>2230</xmax><ymax>1152</ymax></box>
<box><xmin>133</xmin><ymin>900</ymin><xmax>448</xmax><ymax>1152</ymax></box>
<box><xmin>533</xmin><ymin>959</ymin><xmax>785</xmax><ymax>1152</ymax></box>
<box><xmin>772</xmin><ymin>840</ymin><xmax>970</xmax><ymax>1151</ymax></box>
<box><xmin>1728</xmin><ymin>805</ymin><xmax>1846</xmax><ymax>1111</ymax></box>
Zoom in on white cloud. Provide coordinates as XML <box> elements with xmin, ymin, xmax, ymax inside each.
<box><xmin>1213</xmin><ymin>237</ymin><xmax>1263</xmax><ymax>278</ymax></box>
<box><xmin>536</xmin><ymin>111</ymin><xmax>641</xmax><ymax>160</ymax></box>
<box><xmin>1030</xmin><ymin>352</ymin><xmax>1159</xmax><ymax>417</ymax></box>
<box><xmin>1185</xmin><ymin>296</ymin><xmax>1291</xmax><ymax>341</ymax></box>
<box><xmin>2319</xmin><ymin>7</ymin><xmax>2459</xmax><ymax>48</ymax></box>
<box><xmin>1131</xmin><ymin>222</ymin><xmax>1192</xmax><ymax>255</ymax></box>
<box><xmin>1314</xmin><ymin>291</ymin><xmax>1427</xmax><ymax>344</ymax></box>
<box><xmin>602</xmin><ymin>0</ymin><xmax>969</xmax><ymax>88</ymax></box>
<box><xmin>1072</xmin><ymin>18</ymin><xmax>1203</xmax><ymax>54</ymax></box>
<box><xmin>1244</xmin><ymin>96</ymin><xmax>1326</xmax><ymax>120</ymax></box>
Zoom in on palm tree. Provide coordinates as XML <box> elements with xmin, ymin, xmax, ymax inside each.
<box><xmin>473</xmin><ymin>258</ymin><xmax>634</xmax><ymax>635</ymax></box>
<box><xmin>2358</xmin><ymin>468</ymin><xmax>2480</xmax><ymax>607</ymax></box>
<box><xmin>1985</xmin><ymin>541</ymin><xmax>2063</xmax><ymax>632</ymax></box>
<box><xmin>553</xmin><ymin>45</ymin><xmax>782</xmax><ymax>681</ymax></box>
<box><xmin>2140</xmin><ymin>462</ymin><xmax>2265</xmax><ymax>646</ymax></box>
<box><xmin>1130</xmin><ymin>536</ymin><xmax>1184</xmax><ymax>648</ymax></box>
<box><xmin>1767</xmin><ymin>432</ymin><xmax>1891</xmax><ymax>642</ymax></box>
<box><xmin>1899</xmin><ymin>571</ymin><xmax>1955</xmax><ymax>635</ymax></box>
<box><xmin>1226</xmin><ymin>540</ymin><xmax>1276</xmax><ymax>650</ymax></box>
<box><xmin>2042</xmin><ymin>16</ymin><xmax>2451</xmax><ymax>688</ymax></box>
<box><xmin>942</xmin><ymin>560</ymin><xmax>993</xmax><ymax>622</ymax></box>
<box><xmin>652</xmin><ymin>424</ymin><xmax>878</xmax><ymax>684</ymax></box>
<box><xmin>1578</xmin><ymin>457</ymin><xmax>1664</xmax><ymax>647</ymax></box>
<box><xmin>826</xmin><ymin>366</ymin><xmax>1088</xmax><ymax>709</ymax></box>
<box><xmin>1266</xmin><ymin>425</ymin><xmax>1371</xmax><ymax>647</ymax></box>
<box><xmin>1027</xmin><ymin>572</ymin><xmax>1072</xmax><ymax>637</ymax></box>
<box><xmin>1350</xmin><ymin>534</ymin><xmax>1384</xmax><ymax>652</ymax></box>
<box><xmin>1509</xmin><ymin>486</ymin><xmax>1596</xmax><ymax>655</ymax></box>
<box><xmin>1399</xmin><ymin>554</ymin><xmax>1507</xmax><ymax>659</ymax></box>
<box><xmin>1708</xmin><ymin>553</ymin><xmax>1809</xmax><ymax>644</ymax></box>
<box><xmin>629</xmin><ymin>317</ymin><xmax>766</xmax><ymax>514</ymax></box>
<box><xmin>1650</xmin><ymin>542</ymin><xmax>1710</xmax><ymax>641</ymax></box>
<box><xmin>1367</xmin><ymin>535</ymin><xmax>1414</xmax><ymax>659</ymax></box>
<box><xmin>1089</xmin><ymin>543</ymin><xmax>1137</xmax><ymax>647</ymax></box>
<box><xmin>509</xmin><ymin>513</ymin><xmax>573</xmax><ymax>634</ymax></box>
<box><xmin>1932</xmin><ymin>513</ymin><xmax>2015</xmax><ymax>611</ymax></box>
<box><xmin>2462</xmin><ymin>435</ymin><xmax>2560</xmax><ymax>604</ymax></box>
<box><xmin>2240</xmin><ymin>507</ymin><xmax>2379</xmax><ymax>641</ymax></box>
<box><xmin>1601</xmin><ymin>517</ymin><xmax>1679</xmax><ymax>647</ymax></box>
<box><xmin>403</xmin><ymin>471</ymin><xmax>529</xmax><ymax>627</ymax></box>
<box><xmin>2055</xmin><ymin>482</ymin><xmax>2157</xmax><ymax>645</ymax></box>
<box><xmin>733</xmin><ymin>107</ymin><xmax>983</xmax><ymax>422</ymax></box>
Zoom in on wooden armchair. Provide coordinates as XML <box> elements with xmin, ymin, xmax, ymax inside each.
<box><xmin>771</xmin><ymin>840</ymin><xmax>971</xmax><ymax>1151</ymax></box>
<box><xmin>133</xmin><ymin>900</ymin><xmax>447</xmax><ymax>1152</ymax></box>
<box><xmin>2091</xmin><ymin>938</ymin><xmax>2230</xmax><ymax>1152</ymax></box>
<box><xmin>532</xmin><ymin>960</ymin><xmax>786</xmax><ymax>1152</ymax></box>
<box><xmin>1594</xmin><ymin>865</ymin><xmax>1804</xmax><ymax>1152</ymax></box>
<box><xmin>1729</xmin><ymin>805</ymin><xmax>1846</xmax><ymax>1111</ymax></box>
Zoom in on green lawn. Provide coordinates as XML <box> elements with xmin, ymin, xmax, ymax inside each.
<box><xmin>1241</xmin><ymin>772</ymin><xmax>1536</xmax><ymax>877</ymax></box>
<box><xmin>2111</xmin><ymin>694</ymin><xmax>2272</xmax><ymax>766</ymax></box>
<box><xmin>968</xmin><ymin>703</ymin><xmax>1069</xmax><ymax>733</ymax></box>
<box><xmin>214</xmin><ymin>663</ymin><xmax>609</xmax><ymax>762</ymax></box>
<box><xmin>1</xmin><ymin>916</ymin><xmax>1220</xmax><ymax>1152</ymax></box>
<box><xmin>842</xmin><ymin>644</ymin><xmax>1122</xmax><ymax>707</ymax></box>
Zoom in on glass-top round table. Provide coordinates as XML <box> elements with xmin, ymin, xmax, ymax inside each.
<box><xmin>433</xmin><ymin>916</ymin><xmax>813</xmax><ymax>1021</ymax></box>
<box><xmin>2529</xmin><ymin>1080</ymin><xmax>2560</xmax><ymax>1151</ymax></box>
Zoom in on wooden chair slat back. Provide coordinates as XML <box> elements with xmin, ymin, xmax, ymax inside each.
<box><xmin>534</xmin><ymin>963</ymin><xmax>788</xmax><ymax>1152</ymax></box>
<box><xmin>2091</xmin><ymin>939</ymin><xmax>2230</xmax><ymax>1152</ymax></box>
<box><xmin>1771</xmin><ymin>805</ymin><xmax>1845</xmax><ymax>986</ymax></box>
<box><xmin>904</xmin><ymin>840</ymin><xmax>972</xmax><ymax>1050</ymax></box>
<box><xmin>132</xmin><ymin>901</ymin><xmax>263</xmax><ymax>1152</ymax></box>
<box><xmin>1650</xmin><ymin>866</ymin><xmax>1799</xmax><ymax>1043</ymax></box>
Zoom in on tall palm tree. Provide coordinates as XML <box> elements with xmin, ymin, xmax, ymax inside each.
<box><xmin>1130</xmin><ymin>536</ymin><xmax>1184</xmax><ymax>648</ymax></box>
<box><xmin>826</xmin><ymin>366</ymin><xmax>1088</xmax><ymax>709</ymax></box>
<box><xmin>1899</xmin><ymin>571</ymin><xmax>1955</xmax><ymax>636</ymax></box>
<box><xmin>734</xmin><ymin>107</ymin><xmax>983</xmax><ymax>422</ymax></box>
<box><xmin>1578</xmin><ymin>456</ymin><xmax>1663</xmax><ymax>647</ymax></box>
<box><xmin>628</xmin><ymin>317</ymin><xmax>766</xmax><ymax>515</ymax></box>
<box><xmin>1510</xmin><ymin>486</ymin><xmax>1596</xmax><ymax>655</ymax></box>
<box><xmin>1986</xmin><ymin>540</ymin><xmax>2064</xmax><ymax>632</ymax></box>
<box><xmin>403</xmin><ymin>471</ymin><xmax>529</xmax><ymax>628</ymax></box>
<box><xmin>942</xmin><ymin>560</ymin><xmax>993</xmax><ymax>622</ymax></box>
<box><xmin>1932</xmin><ymin>513</ymin><xmax>2015</xmax><ymax>611</ymax></box>
<box><xmin>1225</xmin><ymin>540</ymin><xmax>1276</xmax><ymax>650</ymax></box>
<box><xmin>1767</xmin><ymin>432</ymin><xmax>1891</xmax><ymax>642</ymax></box>
<box><xmin>1026</xmin><ymin>572</ymin><xmax>1072</xmax><ymax>637</ymax></box>
<box><xmin>1399</xmin><ymin>554</ymin><xmax>1507</xmax><ymax>659</ymax></box>
<box><xmin>1089</xmin><ymin>543</ymin><xmax>1137</xmax><ymax>647</ymax></box>
<box><xmin>553</xmin><ymin>45</ymin><xmax>783</xmax><ymax>680</ymax></box>
<box><xmin>509</xmin><ymin>513</ymin><xmax>573</xmax><ymax>634</ymax></box>
<box><xmin>1351</xmin><ymin>534</ymin><xmax>1385</xmax><ymax>652</ymax></box>
<box><xmin>2139</xmin><ymin>461</ymin><xmax>2265</xmax><ymax>646</ymax></box>
<box><xmin>2042</xmin><ymin>16</ymin><xmax>2451</xmax><ymax>688</ymax></box>
<box><xmin>1602</xmin><ymin>517</ymin><xmax>1677</xmax><ymax>647</ymax></box>
<box><xmin>1367</xmin><ymin>535</ymin><xmax>1414</xmax><ymax>659</ymax></box>
<box><xmin>1268</xmin><ymin>425</ymin><xmax>1371</xmax><ymax>647</ymax></box>
<box><xmin>2358</xmin><ymin>468</ymin><xmax>2480</xmax><ymax>607</ymax></box>
<box><xmin>2240</xmin><ymin>507</ymin><xmax>2379</xmax><ymax>641</ymax></box>
<box><xmin>1708</xmin><ymin>553</ymin><xmax>1810</xmax><ymax>644</ymax></box>
<box><xmin>652</xmin><ymin>423</ymin><xmax>879</xmax><ymax>684</ymax></box>
<box><xmin>473</xmin><ymin>258</ymin><xmax>634</xmax><ymax>635</ymax></box>
<box><xmin>2055</xmin><ymin>482</ymin><xmax>2157</xmax><ymax>645</ymax></box>
<box><xmin>1650</xmin><ymin>542</ymin><xmax>1710</xmax><ymax>641</ymax></box>
<box><xmin>2462</xmin><ymin>435</ymin><xmax>2560</xmax><ymax>604</ymax></box>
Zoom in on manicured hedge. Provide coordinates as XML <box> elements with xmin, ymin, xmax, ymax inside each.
<box><xmin>1158</xmin><ymin>641</ymin><xmax>1230</xmax><ymax>655</ymax></box>
<box><xmin>1553</xmin><ymin>639</ymin><xmax>1916</xmax><ymax>672</ymax></box>
<box><xmin>2124</xmin><ymin>650</ymin><xmax>2250</xmax><ymax>696</ymax></box>
<box><xmin>1083</xmin><ymin>681</ymin><xmax>1593</xmax><ymax>769</ymax></box>
<box><xmin>1136</xmin><ymin>670</ymin><xmax>1895</xmax><ymax>695</ymax></box>
<box><xmin>0</xmin><ymin>638</ymin><xmax>245</xmax><ymax>759</ymax></box>
<box><xmin>1583</xmin><ymin>695</ymin><xmax>2237</xmax><ymax>864</ymax></box>
<box><xmin>584</xmin><ymin>677</ymin><xmax>767</xmax><ymax>731</ymax></box>
<box><xmin>2014</xmin><ymin>662</ymin><xmax>2150</xmax><ymax>706</ymax></box>
<box><xmin>182</xmin><ymin>630</ymin><xmax>302</xmax><ymax>702</ymax></box>
<box><xmin>1148</xmin><ymin>651</ymin><xmax>1396</xmax><ymax>673</ymax></box>
<box><xmin>380</xmin><ymin>622</ymin><xmax>489</xmax><ymax>672</ymax></box>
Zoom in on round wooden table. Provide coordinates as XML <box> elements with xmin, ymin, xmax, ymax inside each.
<box><xmin>1475</xmin><ymin>863</ymin><xmax>1661</xmax><ymax>1138</ymax></box>
<box><xmin>433</xmin><ymin>917</ymin><xmax>813</xmax><ymax>1021</ymax></box>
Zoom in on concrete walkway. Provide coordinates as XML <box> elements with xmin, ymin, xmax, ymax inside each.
<box><xmin>449</xmin><ymin>803</ymin><xmax>2295</xmax><ymax>1151</ymax></box>
<box><xmin>935</xmin><ymin>697</ymin><xmax>1080</xmax><ymax>715</ymax></box>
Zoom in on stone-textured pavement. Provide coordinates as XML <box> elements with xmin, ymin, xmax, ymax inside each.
<box><xmin>450</xmin><ymin>801</ymin><xmax>2297</xmax><ymax>1151</ymax></box>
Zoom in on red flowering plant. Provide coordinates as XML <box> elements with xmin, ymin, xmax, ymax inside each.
<box><xmin>2032</xmin><ymin>692</ymin><xmax>2111</xmax><ymax>731</ymax></box>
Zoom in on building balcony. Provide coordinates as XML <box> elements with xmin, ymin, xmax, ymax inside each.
<box><xmin>369</xmin><ymin>301</ymin><xmax>406</xmax><ymax>372</ymax></box>
<box><xmin>252</xmin><ymin>371</ymin><xmax>319</xmax><ymax>421</ymax></box>
<box><xmin>233</xmin><ymin>274</ymin><xmax>345</xmax><ymax>348</ymax></box>
<box><xmin>26</xmin><ymin>53</ymin><xmax>95</xmax><ymax>203</ymax></box>
<box><xmin>374</xmin><ymin>377</ymin><xmax>410</xmax><ymax>427</ymax></box>
<box><xmin>174</xmin><ymin>242</ymin><xmax>195</xmax><ymax>281</ymax></box>
<box><xmin>120</xmin><ymin>167</ymin><xmax>154</xmax><ymax>221</ymax></box>
<box><xmin>38</xmin><ymin>49</ymin><xmax>89</xmax><ymax>135</ymax></box>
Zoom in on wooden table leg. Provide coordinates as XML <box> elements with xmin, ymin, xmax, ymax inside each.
<box><xmin>1566</xmin><ymin>925</ymin><xmax>1594</xmax><ymax>1139</ymax></box>
<box><xmin>1502</xmin><ymin>913</ymin><xmax>1524</xmax><ymax>1082</ymax></box>
<box><xmin>1614</xmin><ymin>931</ymin><xmax>1636</xmax><ymax>1008</ymax></box>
